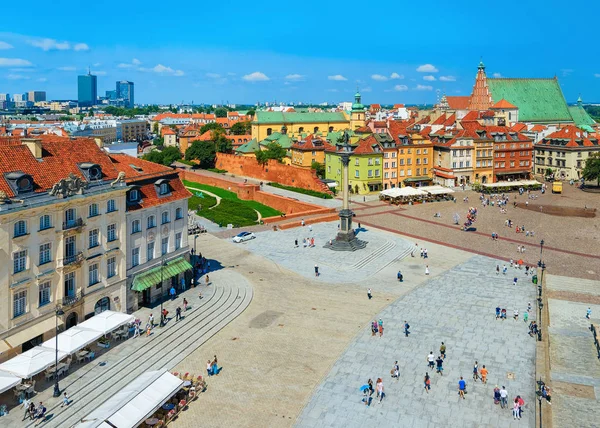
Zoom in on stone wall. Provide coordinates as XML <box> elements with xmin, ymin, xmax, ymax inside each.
<box><xmin>215</xmin><ymin>153</ymin><xmax>332</xmax><ymax>194</ymax></box>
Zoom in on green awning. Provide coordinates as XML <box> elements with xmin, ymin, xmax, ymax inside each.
<box><xmin>131</xmin><ymin>257</ymin><xmax>192</xmax><ymax>292</ymax></box>
<box><xmin>403</xmin><ymin>176</ymin><xmax>432</xmax><ymax>182</ymax></box>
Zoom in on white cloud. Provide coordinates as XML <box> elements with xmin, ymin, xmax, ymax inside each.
<box><xmin>285</xmin><ymin>74</ymin><xmax>304</xmax><ymax>81</ymax></box>
<box><xmin>6</xmin><ymin>74</ymin><xmax>29</xmax><ymax>80</ymax></box>
<box><xmin>439</xmin><ymin>75</ymin><xmax>456</xmax><ymax>82</ymax></box>
<box><xmin>415</xmin><ymin>84</ymin><xmax>433</xmax><ymax>91</ymax></box>
<box><xmin>132</xmin><ymin>58</ymin><xmax>141</xmax><ymax>65</ymax></box>
<box><xmin>242</xmin><ymin>71</ymin><xmax>269</xmax><ymax>81</ymax></box>
<box><xmin>0</xmin><ymin>58</ymin><xmax>32</xmax><ymax>67</ymax></box>
<box><xmin>74</xmin><ymin>43</ymin><xmax>90</xmax><ymax>51</ymax></box>
<box><xmin>118</xmin><ymin>58</ymin><xmax>142</xmax><ymax>69</ymax></box>
<box><xmin>394</xmin><ymin>85</ymin><xmax>408</xmax><ymax>91</ymax></box>
<box><xmin>145</xmin><ymin>64</ymin><xmax>184</xmax><ymax>76</ymax></box>
<box><xmin>492</xmin><ymin>73</ymin><xmax>502</xmax><ymax>78</ymax></box>
<box><xmin>206</xmin><ymin>73</ymin><xmax>221</xmax><ymax>78</ymax></box>
<box><xmin>371</xmin><ymin>74</ymin><xmax>388</xmax><ymax>81</ymax></box>
<box><xmin>10</xmin><ymin>68</ymin><xmax>35</xmax><ymax>72</ymax></box>
<box><xmin>57</xmin><ymin>66</ymin><xmax>76</xmax><ymax>71</ymax></box>
<box><xmin>390</xmin><ymin>73</ymin><xmax>403</xmax><ymax>79</ymax></box>
<box><xmin>0</xmin><ymin>41</ymin><xmax>13</xmax><ymax>50</ymax></box>
<box><xmin>28</xmin><ymin>38</ymin><xmax>70</xmax><ymax>51</ymax></box>
<box><xmin>416</xmin><ymin>64</ymin><xmax>439</xmax><ymax>73</ymax></box>
<box><xmin>561</xmin><ymin>68</ymin><xmax>574</xmax><ymax>77</ymax></box>
<box><xmin>92</xmin><ymin>62</ymin><xmax>101</xmax><ymax>67</ymax></box>
<box><xmin>91</xmin><ymin>70</ymin><xmax>107</xmax><ymax>76</ymax></box>
<box><xmin>595</xmin><ymin>73</ymin><xmax>600</xmax><ymax>78</ymax></box>
<box><xmin>117</xmin><ymin>63</ymin><xmax>132</xmax><ymax>68</ymax></box>
<box><xmin>423</xmin><ymin>75</ymin><xmax>436</xmax><ymax>81</ymax></box>
<box><xmin>328</xmin><ymin>74</ymin><xmax>347</xmax><ymax>81</ymax></box>
<box><xmin>37</xmin><ymin>77</ymin><xmax>47</xmax><ymax>82</ymax></box>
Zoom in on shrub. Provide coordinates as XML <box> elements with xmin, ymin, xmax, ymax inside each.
<box><xmin>267</xmin><ymin>182</ymin><xmax>333</xmax><ymax>199</ymax></box>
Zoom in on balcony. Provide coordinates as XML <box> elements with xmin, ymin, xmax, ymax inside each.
<box><xmin>63</xmin><ymin>218</ymin><xmax>85</xmax><ymax>231</ymax></box>
<box><xmin>61</xmin><ymin>291</ymin><xmax>83</xmax><ymax>307</ymax></box>
<box><xmin>63</xmin><ymin>252</ymin><xmax>84</xmax><ymax>267</ymax></box>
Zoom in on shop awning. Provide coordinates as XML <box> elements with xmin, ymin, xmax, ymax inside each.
<box><xmin>5</xmin><ymin>316</ymin><xmax>63</xmax><ymax>348</ymax></box>
<box><xmin>0</xmin><ymin>371</ymin><xmax>22</xmax><ymax>394</ymax></box>
<box><xmin>403</xmin><ymin>176</ymin><xmax>432</xmax><ymax>182</ymax></box>
<box><xmin>495</xmin><ymin>170</ymin><xmax>530</xmax><ymax>175</ymax></box>
<box><xmin>0</xmin><ymin>347</ymin><xmax>67</xmax><ymax>378</ymax></box>
<box><xmin>40</xmin><ymin>326</ymin><xmax>103</xmax><ymax>355</ymax></box>
<box><xmin>78</xmin><ymin>311</ymin><xmax>135</xmax><ymax>336</ymax></box>
<box><xmin>131</xmin><ymin>257</ymin><xmax>192</xmax><ymax>292</ymax></box>
<box><xmin>0</xmin><ymin>340</ymin><xmax>10</xmax><ymax>354</ymax></box>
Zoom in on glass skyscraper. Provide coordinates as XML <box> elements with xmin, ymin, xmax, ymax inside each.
<box><xmin>78</xmin><ymin>72</ymin><xmax>97</xmax><ymax>107</ymax></box>
<box><xmin>116</xmin><ymin>81</ymin><xmax>134</xmax><ymax>108</ymax></box>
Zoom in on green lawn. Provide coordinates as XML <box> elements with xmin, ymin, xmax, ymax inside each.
<box><xmin>183</xmin><ymin>180</ymin><xmax>282</xmax><ymax>218</ymax></box>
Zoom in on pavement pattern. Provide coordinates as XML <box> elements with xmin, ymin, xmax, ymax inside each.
<box><xmin>296</xmin><ymin>255</ymin><xmax>538</xmax><ymax>428</ymax></box>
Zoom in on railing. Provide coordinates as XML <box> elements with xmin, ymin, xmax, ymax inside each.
<box><xmin>63</xmin><ymin>218</ymin><xmax>84</xmax><ymax>231</ymax></box>
<box><xmin>61</xmin><ymin>291</ymin><xmax>83</xmax><ymax>307</ymax></box>
<box><xmin>63</xmin><ymin>252</ymin><xmax>84</xmax><ymax>266</ymax></box>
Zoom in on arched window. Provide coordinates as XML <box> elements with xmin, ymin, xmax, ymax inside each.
<box><xmin>161</xmin><ymin>211</ymin><xmax>170</xmax><ymax>224</ymax></box>
<box><xmin>147</xmin><ymin>215</ymin><xmax>156</xmax><ymax>229</ymax></box>
<box><xmin>39</xmin><ymin>215</ymin><xmax>52</xmax><ymax>231</ymax></box>
<box><xmin>175</xmin><ymin>207</ymin><xmax>183</xmax><ymax>219</ymax></box>
<box><xmin>88</xmin><ymin>203</ymin><xmax>99</xmax><ymax>217</ymax></box>
<box><xmin>107</xmin><ymin>199</ymin><xmax>116</xmax><ymax>212</ymax></box>
<box><xmin>94</xmin><ymin>297</ymin><xmax>110</xmax><ymax>314</ymax></box>
<box><xmin>329</xmin><ymin>126</ymin><xmax>334</xmax><ymax>132</ymax></box>
<box><xmin>314</xmin><ymin>126</ymin><xmax>319</xmax><ymax>133</ymax></box>
<box><xmin>14</xmin><ymin>220</ymin><xmax>27</xmax><ymax>237</ymax></box>
<box><xmin>159</xmin><ymin>183</ymin><xmax>169</xmax><ymax>195</ymax></box>
<box><xmin>298</xmin><ymin>127</ymin><xmax>304</xmax><ymax>133</ymax></box>
<box><xmin>266</xmin><ymin>128</ymin><xmax>272</xmax><ymax>136</ymax></box>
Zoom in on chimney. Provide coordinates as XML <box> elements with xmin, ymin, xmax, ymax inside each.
<box><xmin>94</xmin><ymin>137</ymin><xmax>104</xmax><ymax>148</ymax></box>
<box><xmin>21</xmin><ymin>138</ymin><xmax>42</xmax><ymax>159</ymax></box>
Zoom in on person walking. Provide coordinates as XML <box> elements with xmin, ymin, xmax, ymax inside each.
<box><xmin>514</xmin><ymin>309</ymin><xmax>519</xmax><ymax>321</ymax></box>
<box><xmin>378</xmin><ymin>319</ymin><xmax>384</xmax><ymax>337</ymax></box>
<box><xmin>205</xmin><ymin>275</ymin><xmax>210</xmax><ymax>286</ymax></box>
<box><xmin>207</xmin><ymin>360</ymin><xmax>212</xmax><ymax>376</ymax></box>
<box><xmin>517</xmin><ymin>395</ymin><xmax>525</xmax><ymax>418</ymax></box>
<box><xmin>427</xmin><ymin>352</ymin><xmax>435</xmax><ymax>370</ymax></box>
<box><xmin>440</xmin><ymin>342</ymin><xmax>446</xmax><ymax>359</ymax></box>
<box><xmin>425</xmin><ymin>265</ymin><xmax>430</xmax><ymax>275</ymax></box>
<box><xmin>500</xmin><ymin>386</ymin><xmax>508</xmax><ymax>409</ymax></box>
<box><xmin>169</xmin><ymin>286</ymin><xmax>176</xmax><ymax>300</ymax></box>
<box><xmin>503</xmin><ymin>265</ymin><xmax>507</xmax><ymax>275</ymax></box>
<box><xmin>496</xmin><ymin>306</ymin><xmax>501</xmax><ymax>319</ymax></box>
<box><xmin>211</xmin><ymin>355</ymin><xmax>219</xmax><ymax>375</ymax></box>
<box><xmin>523</xmin><ymin>311</ymin><xmax>529</xmax><ymax>323</ymax></box>
<box><xmin>376</xmin><ymin>379</ymin><xmax>385</xmax><ymax>403</ymax></box>
<box><xmin>436</xmin><ymin>355</ymin><xmax>444</xmax><ymax>375</ymax></box>
<box><xmin>404</xmin><ymin>321</ymin><xmax>410</xmax><ymax>337</ymax></box>
<box><xmin>60</xmin><ymin>392</ymin><xmax>70</xmax><ymax>408</ymax></box>
<box><xmin>496</xmin><ymin>265</ymin><xmax>500</xmax><ymax>275</ymax></box>
<box><xmin>513</xmin><ymin>398</ymin><xmax>521</xmax><ymax>420</ymax></box>
<box><xmin>424</xmin><ymin>373</ymin><xmax>431</xmax><ymax>393</ymax></box>
<box><xmin>314</xmin><ymin>264</ymin><xmax>319</xmax><ymax>277</ymax></box>
<box><xmin>26</xmin><ymin>401</ymin><xmax>36</xmax><ymax>421</ymax></box>
<box><xmin>587</xmin><ymin>307</ymin><xmax>592</xmax><ymax>319</ymax></box>
<box><xmin>473</xmin><ymin>361</ymin><xmax>479</xmax><ymax>382</ymax></box>
<box><xmin>397</xmin><ymin>270</ymin><xmax>403</xmax><ymax>282</ymax></box>
<box><xmin>148</xmin><ymin>313</ymin><xmax>154</xmax><ymax>328</ymax></box>
<box><xmin>480</xmin><ymin>365</ymin><xmax>488</xmax><ymax>384</ymax></box>
<box><xmin>458</xmin><ymin>377</ymin><xmax>466</xmax><ymax>399</ymax></box>
<box><xmin>183</xmin><ymin>298</ymin><xmax>188</xmax><ymax>312</ymax></box>
<box><xmin>513</xmin><ymin>277</ymin><xmax>518</xmax><ymax>286</ymax></box>
<box><xmin>391</xmin><ymin>361</ymin><xmax>399</xmax><ymax>380</ymax></box>
<box><xmin>371</xmin><ymin>320</ymin><xmax>378</xmax><ymax>336</ymax></box>
<box><xmin>175</xmin><ymin>306</ymin><xmax>182</xmax><ymax>322</ymax></box>
<box><xmin>367</xmin><ymin>288</ymin><xmax>372</xmax><ymax>300</ymax></box>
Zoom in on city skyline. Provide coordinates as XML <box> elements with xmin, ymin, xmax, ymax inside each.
<box><xmin>0</xmin><ymin>0</ymin><xmax>599</xmax><ymax>104</ymax></box>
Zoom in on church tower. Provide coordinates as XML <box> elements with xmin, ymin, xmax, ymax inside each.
<box><xmin>467</xmin><ymin>61</ymin><xmax>493</xmax><ymax>111</ymax></box>
<box><xmin>350</xmin><ymin>90</ymin><xmax>366</xmax><ymax>130</ymax></box>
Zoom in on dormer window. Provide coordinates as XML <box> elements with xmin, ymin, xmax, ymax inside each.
<box><xmin>5</xmin><ymin>171</ymin><xmax>34</xmax><ymax>194</ymax></box>
<box><xmin>128</xmin><ymin>186</ymin><xmax>141</xmax><ymax>203</ymax></box>
<box><xmin>155</xmin><ymin>179</ymin><xmax>171</xmax><ymax>196</ymax></box>
<box><xmin>79</xmin><ymin>163</ymin><xmax>102</xmax><ymax>181</ymax></box>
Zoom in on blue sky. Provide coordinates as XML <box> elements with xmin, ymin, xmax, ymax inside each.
<box><xmin>1</xmin><ymin>0</ymin><xmax>599</xmax><ymax>105</ymax></box>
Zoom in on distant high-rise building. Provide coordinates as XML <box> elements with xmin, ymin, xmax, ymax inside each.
<box><xmin>0</xmin><ymin>94</ymin><xmax>9</xmax><ymax>102</ymax></box>
<box><xmin>78</xmin><ymin>71</ymin><xmax>98</xmax><ymax>107</ymax></box>
<box><xmin>13</xmin><ymin>93</ymin><xmax>26</xmax><ymax>102</ymax></box>
<box><xmin>105</xmin><ymin>90</ymin><xmax>117</xmax><ymax>100</ymax></box>
<box><xmin>116</xmin><ymin>81</ymin><xmax>134</xmax><ymax>108</ymax></box>
<box><xmin>27</xmin><ymin>91</ymin><xmax>46</xmax><ymax>102</ymax></box>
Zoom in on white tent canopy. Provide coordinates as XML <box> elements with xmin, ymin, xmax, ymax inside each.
<box><xmin>419</xmin><ymin>185</ymin><xmax>455</xmax><ymax>195</ymax></box>
<box><xmin>77</xmin><ymin>311</ymin><xmax>135</xmax><ymax>335</ymax></box>
<box><xmin>75</xmin><ymin>370</ymin><xmax>184</xmax><ymax>428</ymax></box>
<box><xmin>380</xmin><ymin>187</ymin><xmax>427</xmax><ymax>198</ymax></box>
<box><xmin>0</xmin><ymin>370</ymin><xmax>22</xmax><ymax>394</ymax></box>
<box><xmin>0</xmin><ymin>347</ymin><xmax>67</xmax><ymax>378</ymax></box>
<box><xmin>41</xmin><ymin>326</ymin><xmax>103</xmax><ymax>355</ymax></box>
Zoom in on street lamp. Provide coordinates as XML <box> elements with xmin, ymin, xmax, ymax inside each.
<box><xmin>539</xmin><ymin>239</ymin><xmax>545</xmax><ymax>261</ymax></box>
<box><xmin>53</xmin><ymin>306</ymin><xmax>65</xmax><ymax>397</ymax></box>
<box><xmin>159</xmin><ymin>257</ymin><xmax>168</xmax><ymax>327</ymax></box>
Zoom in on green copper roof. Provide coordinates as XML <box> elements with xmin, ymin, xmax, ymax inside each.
<box><xmin>487</xmin><ymin>78</ymin><xmax>572</xmax><ymax>123</ymax></box>
<box><xmin>254</xmin><ymin>111</ymin><xmax>348</xmax><ymax>124</ymax></box>
<box><xmin>236</xmin><ymin>138</ymin><xmax>260</xmax><ymax>153</ymax></box>
<box><xmin>259</xmin><ymin>133</ymin><xmax>292</xmax><ymax>149</ymax></box>
<box><xmin>568</xmin><ymin>105</ymin><xmax>596</xmax><ymax>128</ymax></box>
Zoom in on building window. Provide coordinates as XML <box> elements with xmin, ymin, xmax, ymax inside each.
<box><xmin>355</xmin><ymin>159</ymin><xmax>359</xmax><ymax>166</ymax></box>
<box><xmin>64</xmin><ymin>208</ymin><xmax>76</xmax><ymax>227</ymax></box>
<box><xmin>266</xmin><ymin>128</ymin><xmax>272</xmax><ymax>136</ymax></box>
<box><xmin>400</xmin><ymin>159</ymin><xmax>404</xmax><ymax>166</ymax></box>
<box><xmin>399</xmin><ymin>170</ymin><xmax>405</xmax><ymax>177</ymax></box>
<box><xmin>175</xmin><ymin>233</ymin><xmax>182</xmax><ymax>250</ymax></box>
<box><xmin>423</xmin><ymin>158</ymin><xmax>428</xmax><ymax>165</ymax></box>
<box><xmin>147</xmin><ymin>242</ymin><xmax>155</xmax><ymax>262</ymax></box>
<box><xmin>107</xmin><ymin>199</ymin><xmax>116</xmax><ymax>212</ymax></box>
<box><xmin>88</xmin><ymin>203</ymin><xmax>99</xmax><ymax>218</ymax></box>
<box><xmin>298</xmin><ymin>127</ymin><xmax>304</xmax><ymax>133</ymax></box>
<box><xmin>510</xmin><ymin>161</ymin><xmax>515</xmax><ymax>167</ymax></box>
<box><xmin>13</xmin><ymin>250</ymin><xmax>27</xmax><ymax>274</ymax></box>
<box><xmin>423</xmin><ymin>148</ymin><xmax>428</xmax><ymax>154</ymax></box>
<box><xmin>161</xmin><ymin>237</ymin><xmax>169</xmax><ymax>255</ymax></box>
<box><xmin>466</xmin><ymin>161</ymin><xmax>470</xmax><ymax>167</ymax></box>
<box><xmin>89</xmin><ymin>229</ymin><xmax>100</xmax><ymax>249</ymax></box>
<box><xmin>132</xmin><ymin>220</ymin><xmax>141</xmax><ymax>234</ymax></box>
<box><xmin>14</xmin><ymin>220</ymin><xmax>27</xmax><ymax>237</ymax></box>
<box><xmin>159</xmin><ymin>183</ymin><xmax>169</xmax><ymax>195</ymax></box>
<box><xmin>423</xmin><ymin>168</ymin><xmax>427</xmax><ymax>175</ymax></box>
<box><xmin>147</xmin><ymin>215</ymin><xmax>156</xmax><ymax>229</ymax></box>
<box><xmin>327</xmin><ymin>166</ymin><xmax>331</xmax><ymax>173</ymax></box>
<box><xmin>314</xmin><ymin>127</ymin><xmax>319</xmax><ymax>133</ymax></box>
<box><xmin>40</xmin><ymin>215</ymin><xmax>52</xmax><ymax>231</ymax></box>
<box><xmin>175</xmin><ymin>208</ymin><xmax>183</xmax><ymax>220</ymax></box>
<box><xmin>375</xmin><ymin>170</ymin><xmax>380</xmax><ymax>177</ymax></box>
<box><xmin>384</xmin><ymin>172</ymin><xmax>389</xmax><ymax>179</ymax></box>
<box><xmin>354</xmin><ymin>170</ymin><xmax>359</xmax><ymax>178</ymax></box>
<box><xmin>107</xmin><ymin>257</ymin><xmax>116</xmax><ymax>278</ymax></box>
<box><xmin>39</xmin><ymin>282</ymin><xmax>51</xmax><ymax>307</ymax></box>
<box><xmin>107</xmin><ymin>224</ymin><xmax>117</xmax><ymax>242</ymax></box>
<box><xmin>132</xmin><ymin>247</ymin><xmax>140</xmax><ymax>267</ymax></box>
<box><xmin>129</xmin><ymin>189</ymin><xmax>140</xmax><ymax>202</ymax></box>
<box><xmin>89</xmin><ymin>263</ymin><xmax>99</xmax><ymax>286</ymax></box>
<box><xmin>416</xmin><ymin>168</ymin><xmax>421</xmax><ymax>176</ymax></box>
<box><xmin>392</xmin><ymin>171</ymin><xmax>397</xmax><ymax>178</ymax></box>
<box><xmin>64</xmin><ymin>271</ymin><xmax>76</xmax><ymax>297</ymax></box>
<box><xmin>161</xmin><ymin>211</ymin><xmax>170</xmax><ymax>224</ymax></box>
<box><xmin>13</xmin><ymin>290</ymin><xmax>27</xmax><ymax>318</ymax></box>
<box><xmin>39</xmin><ymin>243</ymin><xmax>52</xmax><ymax>265</ymax></box>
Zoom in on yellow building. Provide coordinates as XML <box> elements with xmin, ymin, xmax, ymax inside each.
<box><xmin>396</xmin><ymin>134</ymin><xmax>434</xmax><ymax>187</ymax></box>
<box><xmin>251</xmin><ymin>111</ymin><xmax>349</xmax><ymax>141</ymax></box>
<box><xmin>473</xmin><ymin>138</ymin><xmax>494</xmax><ymax>184</ymax></box>
<box><xmin>290</xmin><ymin>134</ymin><xmax>333</xmax><ymax>168</ymax></box>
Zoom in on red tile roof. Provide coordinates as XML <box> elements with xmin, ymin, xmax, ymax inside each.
<box><xmin>538</xmin><ymin>125</ymin><xmax>598</xmax><ymax>148</ymax></box>
<box><xmin>443</xmin><ymin>113</ymin><xmax>456</xmax><ymax>127</ymax></box>
<box><xmin>510</xmin><ymin>123</ymin><xmax>527</xmax><ymax>132</ymax></box>
<box><xmin>152</xmin><ymin>113</ymin><xmax>192</xmax><ymax>122</ymax></box>
<box><xmin>432</xmin><ymin>114</ymin><xmax>447</xmax><ymax>126</ymax></box>
<box><xmin>353</xmin><ymin>135</ymin><xmax>381</xmax><ymax>154</ymax></box>
<box><xmin>0</xmin><ymin>136</ymin><xmax>119</xmax><ymax>197</ymax></box>
<box><xmin>492</xmin><ymin>99</ymin><xmax>518</xmax><ymax>109</ymax></box>
<box><xmin>445</xmin><ymin>96</ymin><xmax>470</xmax><ymax>110</ymax></box>
<box><xmin>461</xmin><ymin>111</ymin><xmax>480</xmax><ymax>121</ymax></box>
<box><xmin>393</xmin><ymin>104</ymin><xmax>405</xmax><ymax>109</ymax></box>
<box><xmin>292</xmin><ymin>134</ymin><xmax>335</xmax><ymax>151</ymax></box>
<box><xmin>530</xmin><ymin>125</ymin><xmax>547</xmax><ymax>132</ymax></box>
<box><xmin>161</xmin><ymin>127</ymin><xmax>176</xmax><ymax>136</ymax></box>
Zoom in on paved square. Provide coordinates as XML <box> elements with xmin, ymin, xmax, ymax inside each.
<box><xmin>296</xmin><ymin>255</ymin><xmax>537</xmax><ymax>428</ymax></box>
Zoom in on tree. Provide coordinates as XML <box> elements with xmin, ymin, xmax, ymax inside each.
<box><xmin>214</xmin><ymin>107</ymin><xmax>228</xmax><ymax>118</ymax></box>
<box><xmin>185</xmin><ymin>140</ymin><xmax>217</xmax><ymax>168</ymax></box>
<box><xmin>142</xmin><ymin>146</ymin><xmax>181</xmax><ymax>166</ymax></box>
<box><xmin>230</xmin><ymin>121</ymin><xmax>251</xmax><ymax>135</ymax></box>
<box><xmin>582</xmin><ymin>152</ymin><xmax>600</xmax><ymax>186</ymax></box>
<box><xmin>200</xmin><ymin>122</ymin><xmax>223</xmax><ymax>135</ymax></box>
<box><xmin>152</xmin><ymin>122</ymin><xmax>159</xmax><ymax>134</ymax></box>
<box><xmin>246</xmin><ymin>109</ymin><xmax>256</xmax><ymax>117</ymax></box>
<box><xmin>311</xmin><ymin>161</ymin><xmax>326</xmax><ymax>178</ymax></box>
<box><xmin>153</xmin><ymin>137</ymin><xmax>164</xmax><ymax>147</ymax></box>
<box><xmin>254</xmin><ymin>142</ymin><xmax>287</xmax><ymax>165</ymax></box>
<box><xmin>213</xmin><ymin>132</ymin><xmax>233</xmax><ymax>153</ymax></box>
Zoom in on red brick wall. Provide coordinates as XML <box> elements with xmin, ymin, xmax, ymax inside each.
<box><xmin>215</xmin><ymin>153</ymin><xmax>332</xmax><ymax>194</ymax></box>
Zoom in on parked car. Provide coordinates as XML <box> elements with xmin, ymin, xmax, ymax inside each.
<box><xmin>232</xmin><ymin>231</ymin><xmax>256</xmax><ymax>243</ymax></box>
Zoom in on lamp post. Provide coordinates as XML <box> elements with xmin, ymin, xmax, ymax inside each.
<box><xmin>537</xmin><ymin>378</ymin><xmax>545</xmax><ymax>428</ymax></box>
<box><xmin>539</xmin><ymin>239</ymin><xmax>544</xmax><ymax>263</ymax></box>
<box><xmin>52</xmin><ymin>306</ymin><xmax>65</xmax><ymax>397</ymax></box>
<box><xmin>159</xmin><ymin>256</ymin><xmax>168</xmax><ymax>327</ymax></box>
<box><xmin>538</xmin><ymin>262</ymin><xmax>545</xmax><ymax>341</ymax></box>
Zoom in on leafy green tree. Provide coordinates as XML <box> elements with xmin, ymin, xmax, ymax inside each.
<box><xmin>89</xmin><ymin>108</ymin><xmax>94</xmax><ymax>117</ymax></box>
<box><xmin>582</xmin><ymin>152</ymin><xmax>600</xmax><ymax>186</ymax></box>
<box><xmin>142</xmin><ymin>146</ymin><xmax>181</xmax><ymax>166</ymax></box>
<box><xmin>311</xmin><ymin>161</ymin><xmax>326</xmax><ymax>178</ymax></box>
<box><xmin>200</xmin><ymin>122</ymin><xmax>223</xmax><ymax>135</ymax></box>
<box><xmin>254</xmin><ymin>142</ymin><xmax>287</xmax><ymax>165</ymax></box>
<box><xmin>185</xmin><ymin>140</ymin><xmax>217</xmax><ymax>168</ymax></box>
<box><xmin>214</xmin><ymin>107</ymin><xmax>228</xmax><ymax>118</ymax></box>
<box><xmin>152</xmin><ymin>122</ymin><xmax>159</xmax><ymax>134</ymax></box>
<box><xmin>153</xmin><ymin>137</ymin><xmax>164</xmax><ymax>147</ymax></box>
<box><xmin>230</xmin><ymin>121</ymin><xmax>251</xmax><ymax>135</ymax></box>
<box><xmin>246</xmin><ymin>109</ymin><xmax>255</xmax><ymax>117</ymax></box>
<box><xmin>213</xmin><ymin>132</ymin><xmax>233</xmax><ymax>153</ymax></box>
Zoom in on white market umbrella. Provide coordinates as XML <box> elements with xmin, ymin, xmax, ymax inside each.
<box><xmin>0</xmin><ymin>347</ymin><xmax>67</xmax><ymax>378</ymax></box>
<box><xmin>40</xmin><ymin>326</ymin><xmax>103</xmax><ymax>355</ymax></box>
<box><xmin>78</xmin><ymin>311</ymin><xmax>134</xmax><ymax>335</ymax></box>
<box><xmin>0</xmin><ymin>370</ymin><xmax>22</xmax><ymax>393</ymax></box>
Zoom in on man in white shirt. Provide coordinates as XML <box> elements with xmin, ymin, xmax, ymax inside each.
<box><xmin>427</xmin><ymin>352</ymin><xmax>435</xmax><ymax>369</ymax></box>
<box><xmin>500</xmin><ymin>386</ymin><xmax>508</xmax><ymax>409</ymax></box>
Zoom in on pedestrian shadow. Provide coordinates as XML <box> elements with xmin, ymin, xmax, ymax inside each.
<box><xmin>355</xmin><ymin>227</ymin><xmax>367</xmax><ymax>235</ymax></box>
